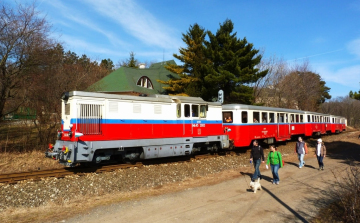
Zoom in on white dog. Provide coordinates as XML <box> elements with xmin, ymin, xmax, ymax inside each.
<box><xmin>249</xmin><ymin>178</ymin><xmax>262</xmax><ymax>193</ymax></box>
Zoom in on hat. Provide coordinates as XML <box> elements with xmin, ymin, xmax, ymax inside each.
<box><xmin>317</xmin><ymin>139</ymin><xmax>322</xmax><ymax>142</ymax></box>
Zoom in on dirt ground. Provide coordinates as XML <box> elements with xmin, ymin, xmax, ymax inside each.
<box><xmin>62</xmin><ymin>130</ymin><xmax>360</xmax><ymax>223</ymax></box>
<box><xmin>1</xmin><ymin>129</ymin><xmax>359</xmax><ymax>223</ymax></box>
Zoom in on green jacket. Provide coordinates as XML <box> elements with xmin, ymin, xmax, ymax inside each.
<box><xmin>266</xmin><ymin>151</ymin><xmax>283</xmax><ymax>167</ymax></box>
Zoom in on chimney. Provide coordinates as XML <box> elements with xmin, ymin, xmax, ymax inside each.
<box><xmin>139</xmin><ymin>63</ymin><xmax>146</xmax><ymax>69</ymax></box>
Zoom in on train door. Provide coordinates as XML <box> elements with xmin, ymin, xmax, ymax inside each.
<box><xmin>63</xmin><ymin>100</ymin><xmax>72</xmax><ymax>131</ymax></box>
<box><xmin>199</xmin><ymin>104</ymin><xmax>208</xmax><ymax>136</ymax></box>
<box><xmin>277</xmin><ymin>113</ymin><xmax>289</xmax><ymax>138</ymax></box>
<box><xmin>241</xmin><ymin>111</ymin><xmax>250</xmax><ymax>146</ymax></box>
<box><xmin>183</xmin><ymin>104</ymin><xmax>192</xmax><ymax>136</ymax></box>
<box><xmin>320</xmin><ymin>116</ymin><xmax>326</xmax><ymax>133</ymax></box>
<box><xmin>191</xmin><ymin>104</ymin><xmax>202</xmax><ymax>136</ymax></box>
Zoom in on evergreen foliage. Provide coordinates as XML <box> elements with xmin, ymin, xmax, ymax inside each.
<box><xmin>349</xmin><ymin>85</ymin><xmax>360</xmax><ymax>100</ymax></box>
<box><xmin>349</xmin><ymin>90</ymin><xmax>360</xmax><ymax>100</ymax></box>
<box><xmin>204</xmin><ymin>19</ymin><xmax>267</xmax><ymax>103</ymax></box>
<box><xmin>160</xmin><ymin>19</ymin><xmax>267</xmax><ymax>103</ymax></box>
<box><xmin>120</xmin><ymin>51</ymin><xmax>139</xmax><ymax>68</ymax></box>
<box><xmin>159</xmin><ymin>24</ymin><xmax>206</xmax><ymax>97</ymax></box>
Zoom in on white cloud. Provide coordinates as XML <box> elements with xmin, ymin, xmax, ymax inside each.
<box><xmin>347</xmin><ymin>38</ymin><xmax>360</xmax><ymax>58</ymax></box>
<box><xmin>83</xmin><ymin>0</ymin><xmax>182</xmax><ymax>50</ymax></box>
<box><xmin>45</xmin><ymin>0</ymin><xmax>128</xmax><ymax>48</ymax></box>
<box><xmin>315</xmin><ymin>65</ymin><xmax>360</xmax><ymax>88</ymax></box>
<box><xmin>60</xmin><ymin>34</ymin><xmax>127</xmax><ymax>57</ymax></box>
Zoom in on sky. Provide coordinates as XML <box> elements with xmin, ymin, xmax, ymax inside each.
<box><xmin>5</xmin><ymin>0</ymin><xmax>360</xmax><ymax>98</ymax></box>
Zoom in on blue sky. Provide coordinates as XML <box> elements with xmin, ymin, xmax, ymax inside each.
<box><xmin>7</xmin><ymin>0</ymin><xmax>360</xmax><ymax>98</ymax></box>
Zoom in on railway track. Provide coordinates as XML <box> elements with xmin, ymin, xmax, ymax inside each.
<box><xmin>0</xmin><ymin>153</ymin><xmax>230</xmax><ymax>184</ymax></box>
<box><xmin>0</xmin><ymin>163</ymin><xmax>142</xmax><ymax>184</ymax></box>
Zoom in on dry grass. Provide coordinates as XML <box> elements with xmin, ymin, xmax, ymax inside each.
<box><xmin>313</xmin><ymin>163</ymin><xmax>360</xmax><ymax>223</ymax></box>
<box><xmin>0</xmin><ymin>151</ymin><xmax>63</xmax><ymax>174</ymax></box>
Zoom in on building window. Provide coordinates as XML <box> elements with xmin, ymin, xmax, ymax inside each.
<box><xmin>136</xmin><ymin>76</ymin><xmax>153</xmax><ymax>89</ymax></box>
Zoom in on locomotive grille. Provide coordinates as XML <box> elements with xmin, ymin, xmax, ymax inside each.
<box><xmin>79</xmin><ymin>104</ymin><xmax>103</xmax><ymax>135</ymax></box>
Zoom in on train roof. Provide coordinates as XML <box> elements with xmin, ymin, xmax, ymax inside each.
<box><xmin>222</xmin><ymin>104</ymin><xmax>306</xmax><ymax>114</ymax></box>
<box><xmin>222</xmin><ymin>104</ymin><xmax>339</xmax><ymax>117</ymax></box>
<box><xmin>64</xmin><ymin>91</ymin><xmax>222</xmax><ymax>106</ymax></box>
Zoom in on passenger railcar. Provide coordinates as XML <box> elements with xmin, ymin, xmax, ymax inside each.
<box><xmin>45</xmin><ymin>91</ymin><xmax>230</xmax><ymax>166</ymax></box>
<box><xmin>222</xmin><ymin>104</ymin><xmax>347</xmax><ymax>147</ymax></box>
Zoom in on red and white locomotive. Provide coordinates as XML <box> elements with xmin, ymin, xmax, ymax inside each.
<box><xmin>45</xmin><ymin>91</ymin><xmax>230</xmax><ymax>166</ymax></box>
<box><xmin>222</xmin><ymin>104</ymin><xmax>346</xmax><ymax>147</ymax></box>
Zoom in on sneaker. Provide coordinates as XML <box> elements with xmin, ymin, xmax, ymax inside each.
<box><xmin>272</xmin><ymin>181</ymin><xmax>275</xmax><ymax>184</ymax></box>
<box><xmin>318</xmin><ymin>167</ymin><xmax>321</xmax><ymax>171</ymax></box>
<box><xmin>276</xmin><ymin>182</ymin><xmax>279</xmax><ymax>185</ymax></box>
<box><xmin>299</xmin><ymin>166</ymin><xmax>302</xmax><ymax>169</ymax></box>
<box><xmin>321</xmin><ymin>166</ymin><xmax>324</xmax><ymax>170</ymax></box>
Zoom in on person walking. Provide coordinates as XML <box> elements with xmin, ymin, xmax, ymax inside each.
<box><xmin>266</xmin><ymin>145</ymin><xmax>283</xmax><ymax>185</ymax></box>
<box><xmin>295</xmin><ymin>136</ymin><xmax>308</xmax><ymax>168</ymax></box>
<box><xmin>250</xmin><ymin>140</ymin><xmax>265</xmax><ymax>181</ymax></box>
<box><xmin>314</xmin><ymin>138</ymin><xmax>326</xmax><ymax>170</ymax></box>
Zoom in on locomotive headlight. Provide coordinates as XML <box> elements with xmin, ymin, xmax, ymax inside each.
<box><xmin>75</xmin><ymin>132</ymin><xmax>83</xmax><ymax>138</ymax></box>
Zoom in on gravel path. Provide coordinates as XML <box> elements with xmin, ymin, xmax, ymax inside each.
<box><xmin>65</xmin><ymin>147</ymin><xmax>353</xmax><ymax>223</ymax></box>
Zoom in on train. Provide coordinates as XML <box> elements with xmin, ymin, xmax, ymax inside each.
<box><xmin>45</xmin><ymin>91</ymin><xmax>346</xmax><ymax>166</ymax></box>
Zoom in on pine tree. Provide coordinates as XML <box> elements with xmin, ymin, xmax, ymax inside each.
<box><xmin>349</xmin><ymin>83</ymin><xmax>360</xmax><ymax>100</ymax></box>
<box><xmin>119</xmin><ymin>52</ymin><xmax>138</xmax><ymax>68</ymax></box>
<box><xmin>204</xmin><ymin>19</ymin><xmax>268</xmax><ymax>103</ymax></box>
<box><xmin>159</xmin><ymin>24</ymin><xmax>206</xmax><ymax>96</ymax></box>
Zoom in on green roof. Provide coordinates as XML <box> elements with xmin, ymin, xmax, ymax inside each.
<box><xmin>88</xmin><ymin>60</ymin><xmax>179</xmax><ymax>95</ymax></box>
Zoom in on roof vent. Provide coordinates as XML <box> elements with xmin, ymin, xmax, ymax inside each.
<box><xmin>139</xmin><ymin>63</ymin><xmax>146</xmax><ymax>69</ymax></box>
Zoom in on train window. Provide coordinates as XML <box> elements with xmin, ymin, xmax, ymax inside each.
<box><xmin>154</xmin><ymin>105</ymin><xmax>162</xmax><ymax>114</ymax></box>
<box><xmin>285</xmin><ymin>114</ymin><xmax>288</xmax><ymax>123</ymax></box>
<box><xmin>278</xmin><ymin>113</ymin><xmax>284</xmax><ymax>123</ymax></box>
<box><xmin>192</xmin><ymin>105</ymin><xmax>199</xmax><ymax>117</ymax></box>
<box><xmin>223</xmin><ymin>112</ymin><xmax>233</xmax><ymax>123</ymax></box>
<box><xmin>296</xmin><ymin>114</ymin><xmax>299</xmax><ymax>123</ymax></box>
<box><xmin>253</xmin><ymin>112</ymin><xmax>260</xmax><ymax>123</ymax></box>
<box><xmin>200</xmin><ymin>105</ymin><xmax>206</xmax><ymax>118</ymax></box>
<box><xmin>312</xmin><ymin>115</ymin><xmax>315</xmax><ymax>122</ymax></box>
<box><xmin>133</xmin><ymin>104</ymin><xmax>141</xmax><ymax>113</ymax></box>
<box><xmin>184</xmin><ymin>104</ymin><xmax>190</xmax><ymax>117</ymax></box>
<box><xmin>65</xmin><ymin>103</ymin><xmax>70</xmax><ymax>115</ymax></box>
<box><xmin>242</xmin><ymin>111</ymin><xmax>248</xmax><ymax>123</ymax></box>
<box><xmin>300</xmin><ymin>115</ymin><xmax>303</xmax><ymax>123</ymax></box>
<box><xmin>261</xmin><ymin>112</ymin><xmax>267</xmax><ymax>123</ymax></box>
<box><xmin>290</xmin><ymin>114</ymin><xmax>294</xmax><ymax>123</ymax></box>
<box><xmin>176</xmin><ymin>104</ymin><xmax>181</xmax><ymax>118</ymax></box>
<box><xmin>109</xmin><ymin>102</ymin><xmax>118</xmax><ymax>113</ymax></box>
<box><xmin>307</xmin><ymin>115</ymin><xmax>311</xmax><ymax>122</ymax></box>
<box><xmin>269</xmin><ymin>113</ymin><xmax>275</xmax><ymax>123</ymax></box>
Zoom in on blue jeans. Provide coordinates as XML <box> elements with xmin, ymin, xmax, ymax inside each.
<box><xmin>271</xmin><ymin>164</ymin><xmax>280</xmax><ymax>183</ymax></box>
<box><xmin>298</xmin><ymin>154</ymin><xmax>305</xmax><ymax>167</ymax></box>
<box><xmin>317</xmin><ymin>155</ymin><xmax>324</xmax><ymax>168</ymax></box>
<box><xmin>252</xmin><ymin>159</ymin><xmax>261</xmax><ymax>181</ymax></box>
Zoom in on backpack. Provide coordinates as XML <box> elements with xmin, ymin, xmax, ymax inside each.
<box><xmin>277</xmin><ymin>151</ymin><xmax>285</xmax><ymax>167</ymax></box>
<box><xmin>273</xmin><ymin>151</ymin><xmax>285</xmax><ymax>167</ymax></box>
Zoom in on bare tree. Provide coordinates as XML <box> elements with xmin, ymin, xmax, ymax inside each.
<box><xmin>320</xmin><ymin>96</ymin><xmax>360</xmax><ymax>128</ymax></box>
<box><xmin>0</xmin><ymin>2</ymin><xmax>55</xmax><ymax>120</ymax></box>
<box><xmin>254</xmin><ymin>58</ymin><xmax>331</xmax><ymax>111</ymax></box>
<box><xmin>252</xmin><ymin>55</ymin><xmax>290</xmax><ymax>107</ymax></box>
